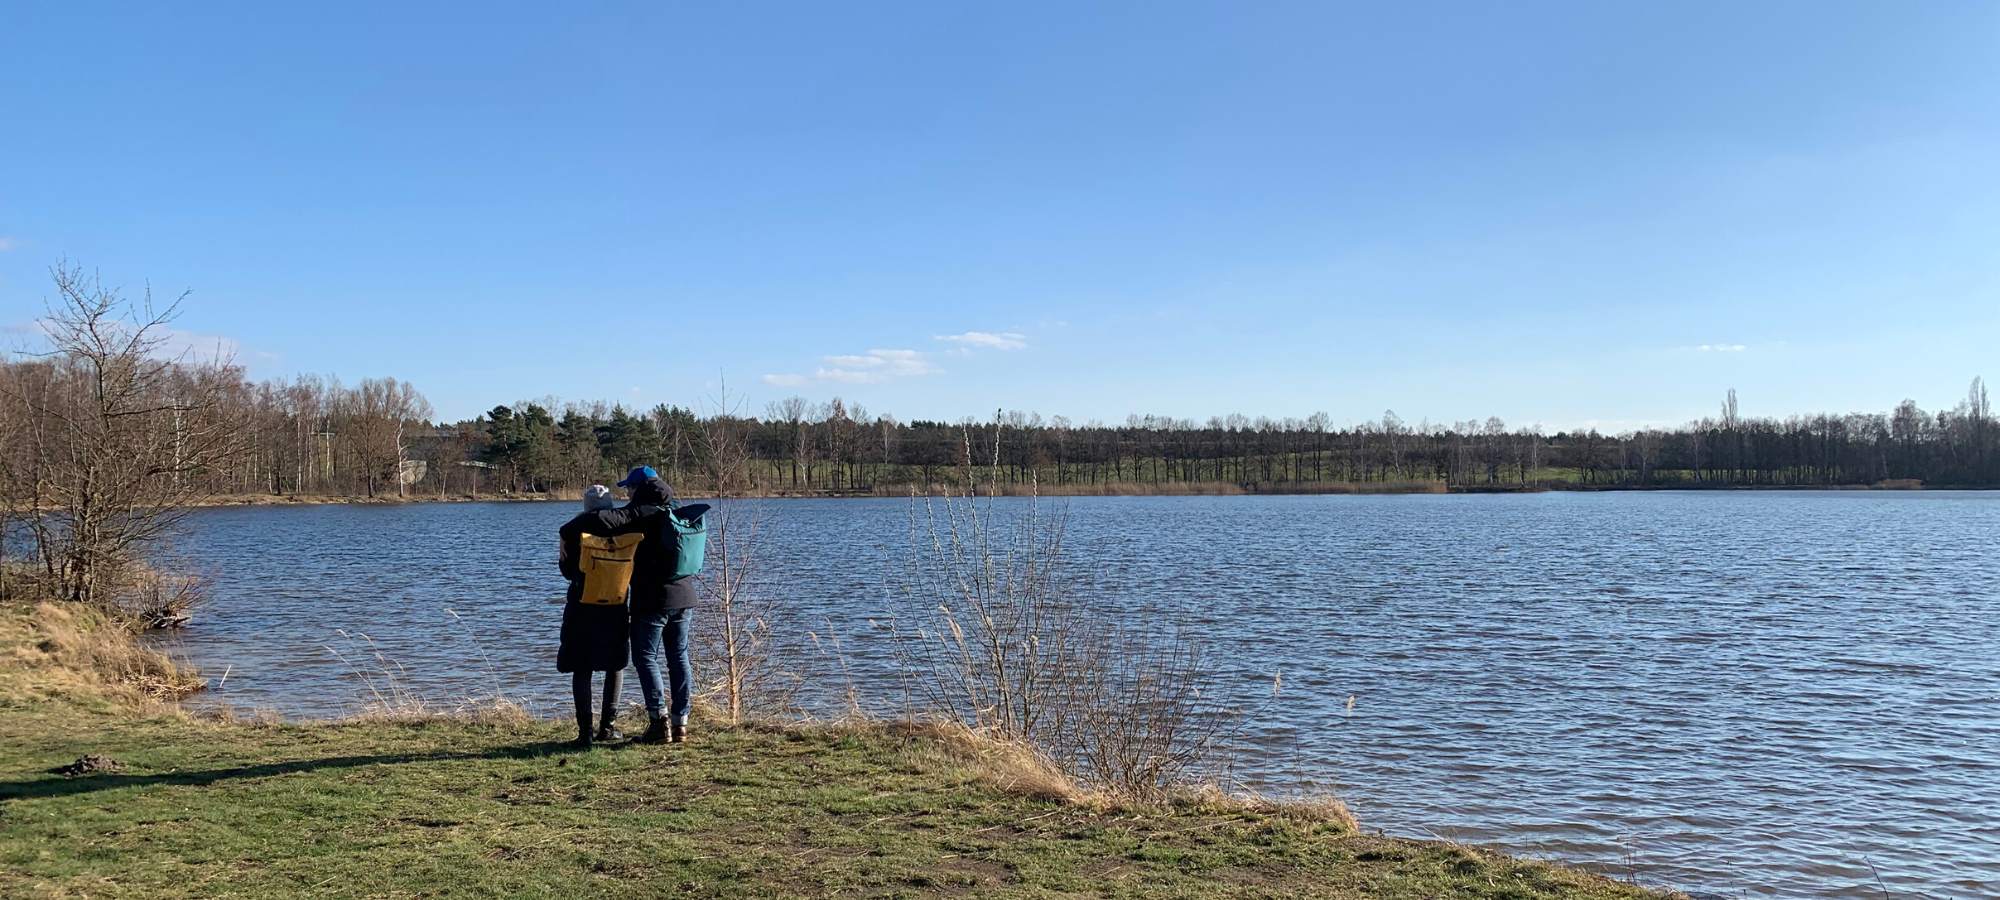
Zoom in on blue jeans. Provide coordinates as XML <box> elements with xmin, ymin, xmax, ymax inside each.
<box><xmin>631</xmin><ymin>607</ymin><xmax>692</xmax><ymax>722</ymax></box>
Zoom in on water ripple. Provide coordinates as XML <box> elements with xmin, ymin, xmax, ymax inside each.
<box><xmin>154</xmin><ymin>491</ymin><xmax>2000</xmax><ymax>898</ymax></box>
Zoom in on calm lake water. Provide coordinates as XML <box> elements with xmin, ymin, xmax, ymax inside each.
<box><xmin>152</xmin><ymin>493</ymin><xmax>1999</xmax><ymax>898</ymax></box>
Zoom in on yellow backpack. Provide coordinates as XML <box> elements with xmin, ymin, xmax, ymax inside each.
<box><xmin>577</xmin><ymin>533</ymin><xmax>644</xmax><ymax>605</ymax></box>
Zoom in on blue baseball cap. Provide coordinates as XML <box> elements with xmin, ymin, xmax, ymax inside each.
<box><xmin>616</xmin><ymin>466</ymin><xmax>658</xmax><ymax>488</ymax></box>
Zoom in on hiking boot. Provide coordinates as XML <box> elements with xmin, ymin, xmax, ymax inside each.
<box><xmin>594</xmin><ymin>721</ymin><xmax>624</xmax><ymax>743</ymax></box>
<box><xmin>670</xmin><ymin>719</ymin><xmax>688</xmax><ymax>744</ymax></box>
<box><xmin>638</xmin><ymin>717</ymin><xmax>669</xmax><ymax>744</ymax></box>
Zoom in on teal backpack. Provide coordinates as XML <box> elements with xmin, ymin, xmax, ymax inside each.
<box><xmin>664</xmin><ymin>502</ymin><xmax>709</xmax><ymax>581</ymax></box>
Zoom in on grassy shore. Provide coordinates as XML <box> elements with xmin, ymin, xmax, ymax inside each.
<box><xmin>0</xmin><ymin>604</ymin><xmax>1675</xmax><ymax>898</ymax></box>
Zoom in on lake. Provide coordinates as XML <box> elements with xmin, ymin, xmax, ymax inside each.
<box><xmin>152</xmin><ymin>492</ymin><xmax>2000</xmax><ymax>898</ymax></box>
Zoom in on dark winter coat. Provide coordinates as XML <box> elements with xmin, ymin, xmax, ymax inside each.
<box><xmin>555</xmin><ymin>508</ymin><xmax>632</xmax><ymax>673</ymax></box>
<box><xmin>590</xmin><ymin>476</ymin><xmax>699</xmax><ymax>614</ymax></box>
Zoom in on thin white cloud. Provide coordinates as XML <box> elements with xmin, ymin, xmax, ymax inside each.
<box><xmin>154</xmin><ymin>327</ymin><xmax>241</xmax><ymax>363</ymax></box>
<box><xmin>935</xmin><ymin>331</ymin><xmax>1027</xmax><ymax>351</ymax></box>
<box><xmin>815</xmin><ymin>367</ymin><xmax>887</xmax><ymax>384</ymax></box>
<box><xmin>1</xmin><ymin>318</ymin><xmax>246</xmax><ymax>364</ymax></box>
<box><xmin>857</xmin><ymin>348</ymin><xmax>935</xmax><ymax>375</ymax></box>
<box><xmin>812</xmin><ymin>348</ymin><xmax>938</xmax><ymax>384</ymax></box>
<box><xmin>1694</xmin><ymin>343</ymin><xmax>1748</xmax><ymax>353</ymax></box>
<box><xmin>0</xmin><ymin>236</ymin><xmax>17</xmax><ymax>252</ymax></box>
<box><xmin>766</xmin><ymin>344</ymin><xmax>958</xmax><ymax>390</ymax></box>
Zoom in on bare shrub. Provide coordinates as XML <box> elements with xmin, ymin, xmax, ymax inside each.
<box><xmin>102</xmin><ymin>562</ymin><xmax>208</xmax><ymax>630</ymax></box>
<box><xmin>891</xmin><ymin>424</ymin><xmax>1232</xmax><ymax>800</ymax></box>
<box><xmin>893</xmin><ymin>488</ymin><xmax>1073</xmax><ymax>741</ymax></box>
<box><xmin>694</xmin><ymin>382</ymin><xmax>799</xmax><ymax>722</ymax></box>
<box><xmin>1066</xmin><ymin>628</ymin><xmax>1231</xmax><ymax>798</ymax></box>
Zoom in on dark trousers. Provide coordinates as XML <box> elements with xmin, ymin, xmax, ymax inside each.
<box><xmin>572</xmin><ymin>670</ymin><xmax>622</xmax><ymax>729</ymax></box>
<box><xmin>631</xmin><ymin>607</ymin><xmax>693</xmax><ymax>723</ymax></box>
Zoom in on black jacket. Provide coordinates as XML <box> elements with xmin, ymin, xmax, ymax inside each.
<box><xmin>590</xmin><ymin>476</ymin><xmax>700</xmax><ymax>613</ymax></box>
<box><xmin>554</xmin><ymin>508</ymin><xmax>631</xmax><ymax>673</ymax></box>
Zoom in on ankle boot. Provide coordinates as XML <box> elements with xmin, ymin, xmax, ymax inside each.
<box><xmin>595</xmin><ymin>717</ymin><xmax>624</xmax><ymax>743</ymax></box>
<box><xmin>639</xmin><ymin>716</ymin><xmax>669</xmax><ymax>744</ymax></box>
<box><xmin>670</xmin><ymin>718</ymin><xmax>688</xmax><ymax>744</ymax></box>
<box><xmin>573</xmin><ymin>713</ymin><xmax>594</xmax><ymax>750</ymax></box>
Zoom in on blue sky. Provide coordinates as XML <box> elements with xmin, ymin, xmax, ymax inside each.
<box><xmin>2</xmin><ymin>2</ymin><xmax>1995</xmax><ymax>430</ymax></box>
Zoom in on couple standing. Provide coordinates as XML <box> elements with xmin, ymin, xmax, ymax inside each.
<box><xmin>556</xmin><ymin>466</ymin><xmax>703</xmax><ymax>749</ymax></box>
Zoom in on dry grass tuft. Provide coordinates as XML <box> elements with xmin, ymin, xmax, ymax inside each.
<box><xmin>337</xmin><ymin>696</ymin><xmax>535</xmax><ymax>727</ymax></box>
<box><xmin>2</xmin><ymin>601</ymin><xmax>205</xmax><ymax>706</ymax></box>
<box><xmin>983</xmin><ymin>480</ymin><xmax>1250</xmax><ymax>497</ymax></box>
<box><xmin>1175</xmin><ymin>784</ymin><xmax>1362</xmax><ymax>832</ymax></box>
<box><xmin>885</xmin><ymin>718</ymin><xmax>1364</xmax><ymax>829</ymax></box>
<box><xmin>1275</xmin><ymin>480</ymin><xmax>1449</xmax><ymax>495</ymax></box>
<box><xmin>795</xmin><ymin>715</ymin><xmax>1095</xmax><ymax>806</ymax></box>
<box><xmin>890</xmin><ymin>718</ymin><xmax>1094</xmax><ymax>804</ymax></box>
<box><xmin>194</xmin><ymin>704</ymin><xmax>287</xmax><ymax>727</ymax></box>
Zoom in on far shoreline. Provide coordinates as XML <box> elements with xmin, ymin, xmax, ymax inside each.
<box><xmin>189</xmin><ymin>480</ymin><xmax>1997</xmax><ymax>508</ymax></box>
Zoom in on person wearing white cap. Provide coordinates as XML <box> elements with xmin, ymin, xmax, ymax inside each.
<box><xmin>555</xmin><ymin>485</ymin><xmax>636</xmax><ymax>748</ymax></box>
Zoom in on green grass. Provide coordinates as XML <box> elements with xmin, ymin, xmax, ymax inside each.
<box><xmin>0</xmin><ymin>707</ymin><xmax>1672</xmax><ymax>899</ymax></box>
<box><xmin>0</xmin><ymin>603</ymin><xmax>1674</xmax><ymax>898</ymax></box>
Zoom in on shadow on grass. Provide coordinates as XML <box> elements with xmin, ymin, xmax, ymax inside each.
<box><xmin>0</xmin><ymin>739</ymin><xmax>587</xmax><ymax>803</ymax></box>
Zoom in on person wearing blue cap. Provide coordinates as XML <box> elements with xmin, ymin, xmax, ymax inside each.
<box><xmin>589</xmin><ymin>465</ymin><xmax>701</xmax><ymax>743</ymax></box>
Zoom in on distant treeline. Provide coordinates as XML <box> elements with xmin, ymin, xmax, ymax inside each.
<box><xmin>25</xmin><ymin>369</ymin><xmax>1988</xmax><ymax>498</ymax></box>
<box><xmin>3</xmin><ymin>282</ymin><xmax>1992</xmax><ymax>499</ymax></box>
<box><xmin>434</xmin><ymin>384</ymin><xmax>1996</xmax><ymax>494</ymax></box>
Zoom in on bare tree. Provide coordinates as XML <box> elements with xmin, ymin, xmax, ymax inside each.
<box><xmin>0</xmin><ymin>360</ymin><xmax>22</xmax><ymax>601</ymax></box>
<box><xmin>1970</xmin><ymin>376</ymin><xmax>1991</xmax><ymax>474</ymax></box>
<box><xmin>699</xmin><ymin>382</ymin><xmax>792</xmax><ymax>721</ymax></box>
<box><xmin>341</xmin><ymin>378</ymin><xmax>433</xmax><ymax>498</ymax></box>
<box><xmin>766</xmin><ymin>397</ymin><xmax>809</xmax><ymax>489</ymax></box>
<box><xmin>7</xmin><ymin>263</ymin><xmax>250</xmax><ymax>605</ymax></box>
